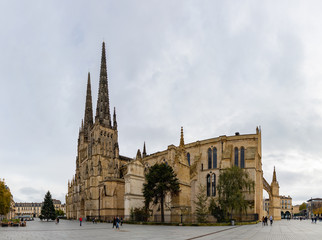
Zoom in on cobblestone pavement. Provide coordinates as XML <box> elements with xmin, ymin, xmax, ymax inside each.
<box><xmin>0</xmin><ymin>219</ymin><xmax>321</xmax><ymax>240</ymax></box>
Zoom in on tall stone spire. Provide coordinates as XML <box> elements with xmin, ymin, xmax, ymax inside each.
<box><xmin>272</xmin><ymin>166</ymin><xmax>277</xmax><ymax>182</ymax></box>
<box><xmin>180</xmin><ymin>127</ymin><xmax>185</xmax><ymax>148</ymax></box>
<box><xmin>84</xmin><ymin>72</ymin><xmax>93</xmax><ymax>137</ymax></box>
<box><xmin>95</xmin><ymin>42</ymin><xmax>111</xmax><ymax>128</ymax></box>
<box><xmin>113</xmin><ymin>107</ymin><xmax>117</xmax><ymax>130</ymax></box>
<box><xmin>143</xmin><ymin>142</ymin><xmax>147</xmax><ymax>158</ymax></box>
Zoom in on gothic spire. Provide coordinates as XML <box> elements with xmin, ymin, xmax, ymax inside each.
<box><xmin>113</xmin><ymin>107</ymin><xmax>117</xmax><ymax>130</ymax></box>
<box><xmin>180</xmin><ymin>126</ymin><xmax>185</xmax><ymax>148</ymax></box>
<box><xmin>84</xmin><ymin>72</ymin><xmax>93</xmax><ymax>136</ymax></box>
<box><xmin>273</xmin><ymin>166</ymin><xmax>277</xmax><ymax>182</ymax></box>
<box><xmin>95</xmin><ymin>42</ymin><xmax>111</xmax><ymax>128</ymax></box>
<box><xmin>143</xmin><ymin>142</ymin><xmax>147</xmax><ymax>158</ymax></box>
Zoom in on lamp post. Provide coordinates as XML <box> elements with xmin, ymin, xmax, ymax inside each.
<box><xmin>98</xmin><ymin>188</ymin><xmax>101</xmax><ymax>221</ymax></box>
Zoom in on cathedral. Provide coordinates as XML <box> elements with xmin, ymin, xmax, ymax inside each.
<box><xmin>66</xmin><ymin>43</ymin><xmax>281</xmax><ymax>221</ymax></box>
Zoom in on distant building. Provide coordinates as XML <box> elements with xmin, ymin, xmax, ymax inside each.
<box><xmin>307</xmin><ymin>198</ymin><xmax>322</xmax><ymax>218</ymax></box>
<box><xmin>15</xmin><ymin>202</ymin><xmax>42</xmax><ymax>218</ymax></box>
<box><xmin>280</xmin><ymin>195</ymin><xmax>292</xmax><ymax>218</ymax></box>
<box><xmin>263</xmin><ymin>195</ymin><xmax>292</xmax><ymax>218</ymax></box>
<box><xmin>15</xmin><ymin>199</ymin><xmax>65</xmax><ymax>218</ymax></box>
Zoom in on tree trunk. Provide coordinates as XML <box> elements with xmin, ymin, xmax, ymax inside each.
<box><xmin>161</xmin><ymin>195</ymin><xmax>164</xmax><ymax>223</ymax></box>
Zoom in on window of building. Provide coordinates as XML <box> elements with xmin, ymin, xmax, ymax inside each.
<box><xmin>207</xmin><ymin>174</ymin><xmax>211</xmax><ymax>196</ymax></box>
<box><xmin>213</xmin><ymin>148</ymin><xmax>217</xmax><ymax>169</ymax></box>
<box><xmin>212</xmin><ymin>174</ymin><xmax>216</xmax><ymax>196</ymax></box>
<box><xmin>234</xmin><ymin>147</ymin><xmax>239</xmax><ymax>166</ymax></box>
<box><xmin>187</xmin><ymin>152</ymin><xmax>190</xmax><ymax>166</ymax></box>
<box><xmin>240</xmin><ymin>147</ymin><xmax>245</xmax><ymax>168</ymax></box>
<box><xmin>208</xmin><ymin>148</ymin><xmax>212</xmax><ymax>169</ymax></box>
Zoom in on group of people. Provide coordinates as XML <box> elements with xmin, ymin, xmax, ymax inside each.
<box><xmin>78</xmin><ymin>216</ymin><xmax>123</xmax><ymax>228</ymax></box>
<box><xmin>262</xmin><ymin>216</ymin><xmax>273</xmax><ymax>226</ymax></box>
<box><xmin>112</xmin><ymin>216</ymin><xmax>123</xmax><ymax>229</ymax></box>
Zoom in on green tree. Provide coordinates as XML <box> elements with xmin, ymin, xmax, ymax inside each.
<box><xmin>217</xmin><ymin>166</ymin><xmax>255</xmax><ymax>220</ymax></box>
<box><xmin>0</xmin><ymin>180</ymin><xmax>11</xmax><ymax>216</ymax></box>
<box><xmin>209</xmin><ymin>198</ymin><xmax>226</xmax><ymax>223</ymax></box>
<box><xmin>194</xmin><ymin>185</ymin><xmax>209</xmax><ymax>223</ymax></box>
<box><xmin>55</xmin><ymin>209</ymin><xmax>65</xmax><ymax>217</ymax></box>
<box><xmin>299</xmin><ymin>202</ymin><xmax>307</xmax><ymax>211</ymax></box>
<box><xmin>41</xmin><ymin>191</ymin><xmax>56</xmax><ymax>221</ymax></box>
<box><xmin>143</xmin><ymin>163</ymin><xmax>180</xmax><ymax>222</ymax></box>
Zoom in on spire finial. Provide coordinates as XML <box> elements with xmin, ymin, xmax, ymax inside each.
<box><xmin>180</xmin><ymin>126</ymin><xmax>185</xmax><ymax>148</ymax></box>
<box><xmin>136</xmin><ymin>149</ymin><xmax>142</xmax><ymax>160</ymax></box>
<box><xmin>84</xmin><ymin>72</ymin><xmax>93</xmax><ymax>138</ymax></box>
<box><xmin>95</xmin><ymin>42</ymin><xmax>111</xmax><ymax>128</ymax></box>
<box><xmin>113</xmin><ymin>107</ymin><xmax>117</xmax><ymax>130</ymax></box>
<box><xmin>273</xmin><ymin>166</ymin><xmax>277</xmax><ymax>182</ymax></box>
<box><xmin>143</xmin><ymin>142</ymin><xmax>147</xmax><ymax>158</ymax></box>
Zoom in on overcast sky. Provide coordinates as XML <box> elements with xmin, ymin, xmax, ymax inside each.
<box><xmin>1</xmin><ymin>0</ymin><xmax>322</xmax><ymax>205</ymax></box>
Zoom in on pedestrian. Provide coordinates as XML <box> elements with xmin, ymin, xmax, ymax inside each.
<box><xmin>262</xmin><ymin>216</ymin><xmax>265</xmax><ymax>226</ymax></box>
<box><xmin>116</xmin><ymin>216</ymin><xmax>120</xmax><ymax>230</ymax></box>
<box><xmin>79</xmin><ymin>217</ymin><xmax>82</xmax><ymax>226</ymax></box>
<box><xmin>269</xmin><ymin>216</ymin><xmax>273</xmax><ymax>226</ymax></box>
<box><xmin>264</xmin><ymin>216</ymin><xmax>268</xmax><ymax>226</ymax></box>
<box><xmin>92</xmin><ymin>218</ymin><xmax>95</xmax><ymax>224</ymax></box>
<box><xmin>112</xmin><ymin>216</ymin><xmax>116</xmax><ymax>228</ymax></box>
<box><xmin>315</xmin><ymin>217</ymin><xmax>317</xmax><ymax>224</ymax></box>
<box><xmin>56</xmin><ymin>217</ymin><xmax>59</xmax><ymax>224</ymax></box>
<box><xmin>121</xmin><ymin>217</ymin><xmax>123</xmax><ymax>226</ymax></box>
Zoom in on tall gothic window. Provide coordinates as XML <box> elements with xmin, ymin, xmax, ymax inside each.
<box><xmin>213</xmin><ymin>148</ymin><xmax>217</xmax><ymax>169</ymax></box>
<box><xmin>206</xmin><ymin>174</ymin><xmax>211</xmax><ymax>196</ymax></box>
<box><xmin>208</xmin><ymin>148</ymin><xmax>212</xmax><ymax>169</ymax></box>
<box><xmin>234</xmin><ymin>147</ymin><xmax>239</xmax><ymax>167</ymax></box>
<box><xmin>187</xmin><ymin>152</ymin><xmax>190</xmax><ymax>166</ymax></box>
<box><xmin>212</xmin><ymin>174</ymin><xmax>216</xmax><ymax>196</ymax></box>
<box><xmin>241</xmin><ymin>147</ymin><xmax>245</xmax><ymax>168</ymax></box>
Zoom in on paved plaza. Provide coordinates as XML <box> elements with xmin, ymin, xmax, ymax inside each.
<box><xmin>0</xmin><ymin>219</ymin><xmax>322</xmax><ymax>240</ymax></box>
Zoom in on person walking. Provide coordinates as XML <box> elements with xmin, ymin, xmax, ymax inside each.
<box><xmin>269</xmin><ymin>215</ymin><xmax>273</xmax><ymax>226</ymax></box>
<box><xmin>262</xmin><ymin>216</ymin><xmax>265</xmax><ymax>226</ymax></box>
<box><xmin>120</xmin><ymin>217</ymin><xmax>123</xmax><ymax>226</ymax></box>
<box><xmin>112</xmin><ymin>216</ymin><xmax>116</xmax><ymax>228</ymax></box>
<box><xmin>79</xmin><ymin>217</ymin><xmax>83</xmax><ymax>226</ymax></box>
<box><xmin>116</xmin><ymin>216</ymin><xmax>120</xmax><ymax>230</ymax></box>
<box><xmin>264</xmin><ymin>216</ymin><xmax>268</xmax><ymax>226</ymax></box>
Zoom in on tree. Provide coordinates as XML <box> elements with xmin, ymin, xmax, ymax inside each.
<box><xmin>194</xmin><ymin>185</ymin><xmax>209</xmax><ymax>223</ymax></box>
<box><xmin>209</xmin><ymin>198</ymin><xmax>226</xmax><ymax>223</ymax></box>
<box><xmin>299</xmin><ymin>202</ymin><xmax>307</xmax><ymax>211</ymax></box>
<box><xmin>55</xmin><ymin>209</ymin><xmax>65</xmax><ymax>217</ymax></box>
<box><xmin>0</xmin><ymin>180</ymin><xmax>11</xmax><ymax>216</ymax></box>
<box><xmin>143</xmin><ymin>163</ymin><xmax>180</xmax><ymax>222</ymax></box>
<box><xmin>217</xmin><ymin>166</ymin><xmax>255</xmax><ymax>220</ymax></box>
<box><xmin>41</xmin><ymin>191</ymin><xmax>56</xmax><ymax>221</ymax></box>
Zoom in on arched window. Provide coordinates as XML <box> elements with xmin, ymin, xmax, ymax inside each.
<box><xmin>206</xmin><ymin>174</ymin><xmax>211</xmax><ymax>196</ymax></box>
<box><xmin>241</xmin><ymin>147</ymin><xmax>245</xmax><ymax>168</ymax></box>
<box><xmin>187</xmin><ymin>152</ymin><xmax>190</xmax><ymax>166</ymax></box>
<box><xmin>213</xmin><ymin>148</ymin><xmax>217</xmax><ymax>169</ymax></box>
<box><xmin>208</xmin><ymin>148</ymin><xmax>212</xmax><ymax>169</ymax></box>
<box><xmin>212</xmin><ymin>174</ymin><xmax>216</xmax><ymax>196</ymax></box>
<box><xmin>234</xmin><ymin>147</ymin><xmax>239</xmax><ymax>167</ymax></box>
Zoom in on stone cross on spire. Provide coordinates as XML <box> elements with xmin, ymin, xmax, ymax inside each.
<box><xmin>95</xmin><ymin>42</ymin><xmax>111</xmax><ymax>128</ymax></box>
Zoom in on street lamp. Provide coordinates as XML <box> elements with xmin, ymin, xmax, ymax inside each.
<box><xmin>98</xmin><ymin>187</ymin><xmax>101</xmax><ymax>221</ymax></box>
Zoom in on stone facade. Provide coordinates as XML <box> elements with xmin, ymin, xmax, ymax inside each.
<box><xmin>66</xmin><ymin>43</ymin><xmax>281</xmax><ymax>222</ymax></box>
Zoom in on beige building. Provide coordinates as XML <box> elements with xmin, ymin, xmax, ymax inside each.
<box><xmin>15</xmin><ymin>202</ymin><xmax>42</xmax><ymax>217</ymax></box>
<box><xmin>15</xmin><ymin>199</ymin><xmax>65</xmax><ymax>218</ymax></box>
<box><xmin>66</xmin><ymin>43</ymin><xmax>282</xmax><ymax>222</ymax></box>
<box><xmin>264</xmin><ymin>195</ymin><xmax>292</xmax><ymax>218</ymax></box>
